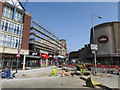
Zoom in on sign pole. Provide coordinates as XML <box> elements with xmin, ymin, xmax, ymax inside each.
<box><xmin>16</xmin><ymin>47</ymin><xmax>21</xmax><ymax>73</ymax></box>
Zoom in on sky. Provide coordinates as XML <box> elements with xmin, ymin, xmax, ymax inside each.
<box><xmin>21</xmin><ymin>2</ymin><xmax>118</xmax><ymax>52</ymax></box>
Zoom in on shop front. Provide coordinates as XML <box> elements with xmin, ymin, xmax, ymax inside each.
<box><xmin>0</xmin><ymin>53</ymin><xmax>23</xmax><ymax>69</ymax></box>
<box><xmin>25</xmin><ymin>52</ymin><xmax>41</xmax><ymax>68</ymax></box>
<box><xmin>40</xmin><ymin>51</ymin><xmax>49</xmax><ymax>67</ymax></box>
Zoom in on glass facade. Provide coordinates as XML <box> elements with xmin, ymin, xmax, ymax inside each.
<box><xmin>0</xmin><ymin>19</ymin><xmax>23</xmax><ymax>36</ymax></box>
<box><xmin>2</xmin><ymin>5</ymin><xmax>13</xmax><ymax>19</ymax></box>
<box><xmin>0</xmin><ymin>5</ymin><xmax>24</xmax><ymax>48</ymax></box>
<box><xmin>0</xmin><ymin>33</ymin><xmax>21</xmax><ymax>48</ymax></box>
<box><xmin>2</xmin><ymin>5</ymin><xmax>23</xmax><ymax>23</ymax></box>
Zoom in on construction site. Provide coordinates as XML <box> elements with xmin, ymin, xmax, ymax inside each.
<box><xmin>1</xmin><ymin>65</ymin><xmax>120</xmax><ymax>89</ymax></box>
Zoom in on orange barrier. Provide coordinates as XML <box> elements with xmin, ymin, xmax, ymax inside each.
<box><xmin>64</xmin><ymin>73</ymin><xmax>73</xmax><ymax>77</ymax></box>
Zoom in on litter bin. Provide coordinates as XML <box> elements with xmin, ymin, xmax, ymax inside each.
<box><xmin>6</xmin><ymin>69</ymin><xmax>12</xmax><ymax>78</ymax></box>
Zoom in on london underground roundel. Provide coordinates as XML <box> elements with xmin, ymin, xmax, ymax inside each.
<box><xmin>98</xmin><ymin>35</ymin><xmax>109</xmax><ymax>43</ymax></box>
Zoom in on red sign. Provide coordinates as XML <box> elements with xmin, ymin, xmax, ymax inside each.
<box><xmin>40</xmin><ymin>53</ymin><xmax>49</xmax><ymax>58</ymax></box>
<box><xmin>98</xmin><ymin>35</ymin><xmax>109</xmax><ymax>43</ymax></box>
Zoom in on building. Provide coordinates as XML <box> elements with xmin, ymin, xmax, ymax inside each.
<box><xmin>89</xmin><ymin>22</ymin><xmax>120</xmax><ymax>67</ymax></box>
<box><xmin>69</xmin><ymin>22</ymin><xmax>120</xmax><ymax>68</ymax></box>
<box><xmin>59</xmin><ymin>39</ymin><xmax>67</xmax><ymax>58</ymax></box>
<box><xmin>28</xmin><ymin>21</ymin><xmax>67</xmax><ymax>67</ymax></box>
<box><xmin>0</xmin><ymin>0</ymin><xmax>31</xmax><ymax>69</ymax></box>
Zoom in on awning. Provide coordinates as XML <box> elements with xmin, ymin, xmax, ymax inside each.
<box><xmin>58</xmin><ymin>55</ymin><xmax>64</xmax><ymax>58</ymax></box>
<box><xmin>26</xmin><ymin>55</ymin><xmax>41</xmax><ymax>59</ymax></box>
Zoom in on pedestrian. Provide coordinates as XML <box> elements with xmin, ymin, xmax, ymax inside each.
<box><xmin>52</xmin><ymin>68</ymin><xmax>58</xmax><ymax>76</ymax></box>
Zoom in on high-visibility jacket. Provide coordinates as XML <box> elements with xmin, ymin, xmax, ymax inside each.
<box><xmin>79</xmin><ymin>65</ymin><xmax>83</xmax><ymax>69</ymax></box>
<box><xmin>52</xmin><ymin>68</ymin><xmax>57</xmax><ymax>76</ymax></box>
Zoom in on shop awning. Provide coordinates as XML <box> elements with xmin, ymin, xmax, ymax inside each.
<box><xmin>58</xmin><ymin>55</ymin><xmax>64</xmax><ymax>58</ymax></box>
<box><xmin>26</xmin><ymin>55</ymin><xmax>41</xmax><ymax>59</ymax></box>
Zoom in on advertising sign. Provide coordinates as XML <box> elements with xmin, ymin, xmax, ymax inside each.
<box><xmin>40</xmin><ymin>53</ymin><xmax>49</xmax><ymax>58</ymax></box>
<box><xmin>40</xmin><ymin>50</ymin><xmax>49</xmax><ymax>58</ymax></box>
<box><xmin>98</xmin><ymin>35</ymin><xmax>109</xmax><ymax>43</ymax></box>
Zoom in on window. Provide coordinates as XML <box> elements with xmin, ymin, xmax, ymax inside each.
<box><xmin>7</xmin><ymin>21</ymin><xmax>10</xmax><ymax>32</ymax></box>
<box><xmin>1</xmin><ymin>19</ymin><xmax>5</xmax><ymax>30</ymax></box>
<box><xmin>10</xmin><ymin>8</ymin><xmax>13</xmax><ymax>19</ymax></box>
<box><xmin>1</xmin><ymin>19</ymin><xmax>23</xmax><ymax>35</ymax></box>
<box><xmin>19</xmin><ymin>25</ymin><xmax>23</xmax><ymax>36</ymax></box>
<box><xmin>14</xmin><ymin>11</ymin><xmax>18</xmax><ymax>21</ymax></box>
<box><xmin>15</xmin><ymin>10</ymin><xmax>23</xmax><ymax>23</ymax></box>
<box><xmin>13</xmin><ymin>23</ymin><xmax>16</xmax><ymax>34</ymax></box>
<box><xmin>17</xmin><ymin>26</ymin><xmax>19</xmax><ymax>34</ymax></box>
<box><xmin>3</xmin><ymin>5</ymin><xmax>7</xmax><ymax>17</ymax></box>
<box><xmin>7</xmin><ymin>35</ymin><xmax>11</xmax><ymax>47</ymax></box>
<box><xmin>12</xmin><ymin>36</ymin><xmax>15</xmax><ymax>47</ymax></box>
<box><xmin>4</xmin><ymin>21</ymin><xmax>8</xmax><ymax>31</ymax></box>
<box><xmin>3</xmin><ymin>5</ymin><xmax>13</xmax><ymax>19</ymax></box>
<box><xmin>15</xmin><ymin>37</ymin><xmax>19</xmax><ymax>47</ymax></box>
<box><xmin>9</xmin><ymin>22</ymin><xmax>13</xmax><ymax>33</ymax></box>
<box><xmin>0</xmin><ymin>33</ymin><xmax>3</xmax><ymax>46</ymax></box>
<box><xmin>0</xmin><ymin>33</ymin><xmax>22</xmax><ymax>48</ymax></box>
<box><xmin>3</xmin><ymin>34</ymin><xmax>7</xmax><ymax>46</ymax></box>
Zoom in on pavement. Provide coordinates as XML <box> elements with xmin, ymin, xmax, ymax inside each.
<box><xmin>1</xmin><ymin>66</ymin><xmax>120</xmax><ymax>89</ymax></box>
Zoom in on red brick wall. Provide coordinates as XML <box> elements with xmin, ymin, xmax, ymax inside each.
<box><xmin>0</xmin><ymin>1</ymin><xmax>3</xmax><ymax>25</ymax></box>
<box><xmin>21</xmin><ymin>13</ymin><xmax>31</xmax><ymax>49</ymax></box>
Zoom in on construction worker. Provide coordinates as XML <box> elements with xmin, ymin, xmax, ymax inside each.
<box><xmin>79</xmin><ymin>64</ymin><xmax>83</xmax><ymax>73</ymax></box>
<box><xmin>52</xmin><ymin>68</ymin><xmax>57</xmax><ymax>76</ymax></box>
<box><xmin>82</xmin><ymin>64</ymin><xmax>86</xmax><ymax>73</ymax></box>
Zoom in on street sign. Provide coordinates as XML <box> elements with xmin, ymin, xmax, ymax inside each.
<box><xmin>16</xmin><ymin>53</ymin><xmax>21</xmax><ymax>57</ymax></box>
<box><xmin>16</xmin><ymin>51</ymin><xmax>21</xmax><ymax>57</ymax></box>
<box><xmin>92</xmin><ymin>51</ymin><xmax>95</xmax><ymax>54</ymax></box>
<box><xmin>90</xmin><ymin>44</ymin><xmax>98</xmax><ymax>50</ymax></box>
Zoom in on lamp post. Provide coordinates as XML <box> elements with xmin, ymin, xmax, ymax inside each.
<box><xmin>92</xmin><ymin>14</ymin><xmax>102</xmax><ymax>73</ymax></box>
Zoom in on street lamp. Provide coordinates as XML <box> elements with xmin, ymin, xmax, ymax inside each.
<box><xmin>92</xmin><ymin>14</ymin><xmax>102</xmax><ymax>73</ymax></box>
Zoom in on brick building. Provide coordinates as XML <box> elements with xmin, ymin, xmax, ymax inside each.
<box><xmin>0</xmin><ymin>0</ymin><xmax>31</xmax><ymax>69</ymax></box>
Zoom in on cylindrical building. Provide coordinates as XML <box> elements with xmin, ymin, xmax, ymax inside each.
<box><xmin>90</xmin><ymin>22</ymin><xmax>120</xmax><ymax>68</ymax></box>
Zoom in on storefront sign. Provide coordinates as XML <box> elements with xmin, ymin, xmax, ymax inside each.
<box><xmin>54</xmin><ymin>56</ymin><xmax>58</xmax><ymax>59</ymax></box>
<box><xmin>40</xmin><ymin>53</ymin><xmax>49</xmax><ymax>58</ymax></box>
<box><xmin>32</xmin><ymin>52</ymin><xmax>37</xmax><ymax>55</ymax></box>
<box><xmin>98</xmin><ymin>35</ymin><xmax>109</xmax><ymax>43</ymax></box>
<box><xmin>40</xmin><ymin>50</ymin><xmax>49</xmax><ymax>58</ymax></box>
